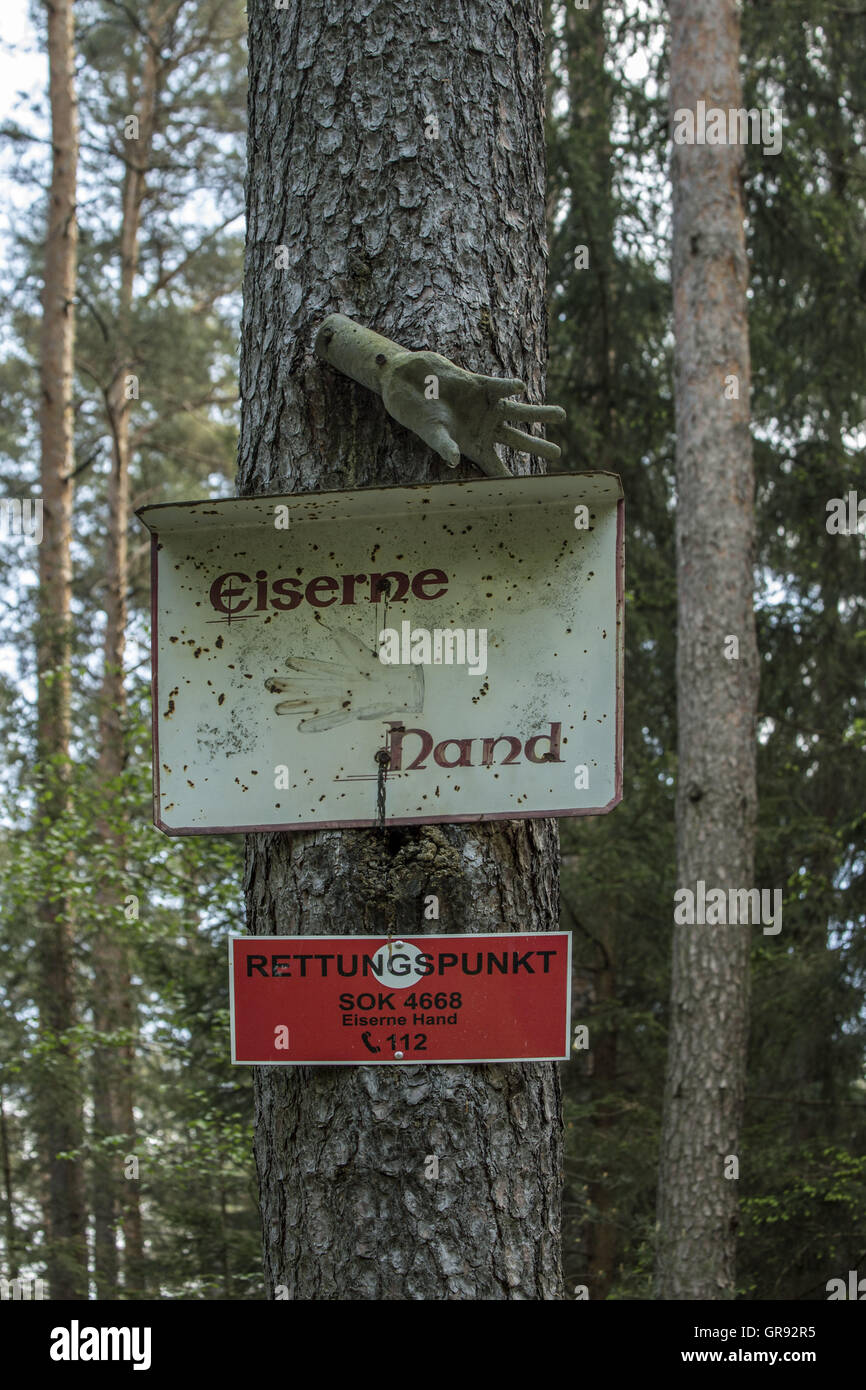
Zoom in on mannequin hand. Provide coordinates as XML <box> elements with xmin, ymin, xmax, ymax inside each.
<box><xmin>380</xmin><ymin>349</ymin><xmax>566</xmax><ymax>478</ymax></box>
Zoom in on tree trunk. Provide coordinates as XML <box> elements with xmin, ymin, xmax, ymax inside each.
<box><xmin>654</xmin><ymin>0</ymin><xmax>759</xmax><ymax>1300</ymax></box>
<box><xmin>92</xmin><ymin>2</ymin><xmax>161</xmax><ymax>1300</ymax></box>
<box><xmin>239</xmin><ymin>0</ymin><xmax>562</xmax><ymax>1300</ymax></box>
<box><xmin>36</xmin><ymin>0</ymin><xmax>87</xmax><ymax>1302</ymax></box>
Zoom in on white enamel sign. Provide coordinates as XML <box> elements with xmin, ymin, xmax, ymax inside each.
<box><xmin>137</xmin><ymin>472</ymin><xmax>623</xmax><ymax>834</ymax></box>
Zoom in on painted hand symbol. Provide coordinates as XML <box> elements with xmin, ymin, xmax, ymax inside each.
<box><xmin>264</xmin><ymin>624</ymin><xmax>423</xmax><ymax>732</ymax></box>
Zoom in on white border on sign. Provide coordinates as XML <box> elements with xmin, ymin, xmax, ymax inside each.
<box><xmin>227</xmin><ymin>931</ymin><xmax>572</xmax><ymax>1065</ymax></box>
<box><xmin>141</xmin><ymin>473</ymin><xmax>624</xmax><ymax>835</ymax></box>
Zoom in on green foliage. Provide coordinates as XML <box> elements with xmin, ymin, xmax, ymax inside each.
<box><xmin>739</xmin><ymin>1144</ymin><xmax>866</xmax><ymax>1299</ymax></box>
<box><xmin>0</xmin><ymin>0</ymin><xmax>258</xmax><ymax>1298</ymax></box>
<box><xmin>551</xmin><ymin>0</ymin><xmax>866</xmax><ymax>1300</ymax></box>
<box><xmin>1</xmin><ymin>0</ymin><xmax>864</xmax><ymax>1302</ymax></box>
<box><xmin>0</xmin><ymin>684</ymin><xmax>258</xmax><ymax>1295</ymax></box>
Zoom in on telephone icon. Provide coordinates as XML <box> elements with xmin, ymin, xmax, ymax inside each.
<box><xmin>361</xmin><ymin>1032</ymin><xmax>381</xmax><ymax>1054</ymax></box>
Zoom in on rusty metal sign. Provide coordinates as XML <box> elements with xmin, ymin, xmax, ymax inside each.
<box><xmin>136</xmin><ymin>472</ymin><xmax>623</xmax><ymax>834</ymax></box>
<box><xmin>229</xmin><ymin>932</ymin><xmax>572</xmax><ymax>1065</ymax></box>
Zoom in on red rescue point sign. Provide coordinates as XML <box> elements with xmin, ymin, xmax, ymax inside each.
<box><xmin>229</xmin><ymin>933</ymin><xmax>571</xmax><ymax>1065</ymax></box>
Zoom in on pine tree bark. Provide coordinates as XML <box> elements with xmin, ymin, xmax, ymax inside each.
<box><xmin>36</xmin><ymin>0</ymin><xmax>87</xmax><ymax>1301</ymax></box>
<box><xmin>238</xmin><ymin>0</ymin><xmax>563</xmax><ymax>1300</ymax></box>
<box><xmin>92</xmin><ymin>2</ymin><xmax>162</xmax><ymax>1299</ymax></box>
<box><xmin>654</xmin><ymin>0</ymin><xmax>759</xmax><ymax>1299</ymax></box>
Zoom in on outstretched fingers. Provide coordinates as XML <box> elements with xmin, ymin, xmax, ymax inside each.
<box><xmin>476</xmin><ymin>445</ymin><xmax>513</xmax><ymax>478</ymax></box>
<box><xmin>280</xmin><ymin>656</ymin><xmax>354</xmax><ymax>678</ymax></box>
<box><xmin>297</xmin><ymin>708</ymin><xmax>354</xmax><ymax>732</ymax></box>
<box><xmin>329</xmin><ymin>625</ymin><xmax>379</xmax><ymax>669</ymax></box>
<box><xmin>475</xmin><ymin>374</ymin><xmax>526</xmax><ymax>399</ymax></box>
<box><xmin>417</xmin><ymin>418</ymin><xmax>461</xmax><ymax>468</ymax></box>
<box><xmin>498</xmin><ymin>424</ymin><xmax>562</xmax><ymax>461</ymax></box>
<box><xmin>499</xmin><ymin>400</ymin><xmax>566</xmax><ymax>423</ymax></box>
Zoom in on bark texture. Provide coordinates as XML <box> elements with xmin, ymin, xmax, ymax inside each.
<box><xmin>654</xmin><ymin>0</ymin><xmax>759</xmax><ymax>1299</ymax></box>
<box><xmin>239</xmin><ymin>0</ymin><xmax>562</xmax><ymax>1300</ymax></box>
<box><xmin>36</xmin><ymin>0</ymin><xmax>87</xmax><ymax>1301</ymax></box>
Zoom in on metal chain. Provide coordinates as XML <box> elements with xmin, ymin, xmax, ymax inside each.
<box><xmin>372</xmin><ymin>575</ymin><xmax>391</xmax><ymax>663</ymax></box>
<box><xmin>373</xmin><ymin>574</ymin><xmax>392</xmax><ymax>837</ymax></box>
<box><xmin>372</xmin><ymin>575</ymin><xmax>394</xmax><ymax>946</ymax></box>
<box><xmin>375</xmin><ymin>746</ymin><xmax>390</xmax><ymax>832</ymax></box>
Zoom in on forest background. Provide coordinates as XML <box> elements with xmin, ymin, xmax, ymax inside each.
<box><xmin>0</xmin><ymin>0</ymin><xmax>863</xmax><ymax>1300</ymax></box>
